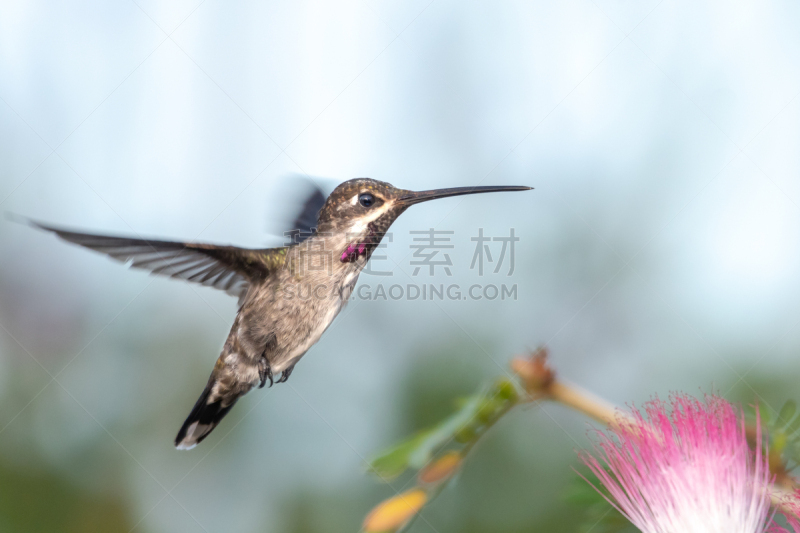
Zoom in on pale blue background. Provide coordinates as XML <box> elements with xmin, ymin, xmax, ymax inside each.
<box><xmin>1</xmin><ymin>1</ymin><xmax>799</xmax><ymax>531</ymax></box>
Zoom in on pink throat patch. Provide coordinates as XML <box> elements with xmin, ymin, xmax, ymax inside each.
<box><xmin>340</xmin><ymin>225</ymin><xmax>377</xmax><ymax>263</ymax></box>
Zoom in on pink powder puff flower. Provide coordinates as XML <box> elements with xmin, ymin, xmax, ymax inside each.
<box><xmin>578</xmin><ymin>394</ymin><xmax>797</xmax><ymax>533</ymax></box>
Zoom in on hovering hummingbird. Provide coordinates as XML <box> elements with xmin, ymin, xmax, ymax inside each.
<box><xmin>26</xmin><ymin>178</ymin><xmax>531</xmax><ymax>449</ymax></box>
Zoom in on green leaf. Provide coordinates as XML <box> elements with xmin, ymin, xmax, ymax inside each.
<box><xmin>778</xmin><ymin>400</ymin><xmax>797</xmax><ymax>429</ymax></box>
<box><xmin>579</xmin><ymin>510</ymin><xmax>638</xmax><ymax>533</ymax></box>
<box><xmin>408</xmin><ymin>395</ymin><xmax>484</xmax><ymax>468</ymax></box>
<box><xmin>368</xmin><ymin>395</ymin><xmax>485</xmax><ymax>479</ymax></box>
<box><xmin>563</xmin><ymin>479</ymin><xmax>607</xmax><ymax>506</ymax></box>
<box><xmin>369</xmin><ymin>379</ymin><xmax>520</xmax><ymax>481</ymax></box>
<box><xmin>567</xmin><ymin>472</ymin><xmax>635</xmax><ymax>533</ymax></box>
<box><xmin>369</xmin><ymin>433</ymin><xmax>430</xmax><ymax>479</ymax></box>
<box><xmin>786</xmin><ymin>411</ymin><xmax>800</xmax><ymax>438</ymax></box>
<box><xmin>564</xmin><ymin>471</ymin><xmax>612</xmax><ymax>506</ymax></box>
<box><xmin>774</xmin><ymin>431</ymin><xmax>788</xmax><ymax>454</ymax></box>
<box><xmin>785</xmin><ymin>441</ymin><xmax>800</xmax><ymax>468</ymax></box>
<box><xmin>369</xmin><ymin>382</ymin><xmax>519</xmax><ymax>480</ymax></box>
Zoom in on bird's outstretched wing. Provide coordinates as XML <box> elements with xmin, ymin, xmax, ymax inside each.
<box><xmin>29</xmin><ymin>220</ymin><xmax>285</xmax><ymax>301</ymax></box>
<box><xmin>291</xmin><ymin>186</ymin><xmax>325</xmax><ymax>237</ymax></box>
<box><xmin>282</xmin><ymin>180</ymin><xmax>326</xmax><ymax>245</ymax></box>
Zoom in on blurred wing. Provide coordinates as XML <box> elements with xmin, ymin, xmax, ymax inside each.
<box><xmin>31</xmin><ymin>221</ymin><xmax>284</xmax><ymax>300</ymax></box>
<box><xmin>287</xmin><ymin>186</ymin><xmax>326</xmax><ymax>244</ymax></box>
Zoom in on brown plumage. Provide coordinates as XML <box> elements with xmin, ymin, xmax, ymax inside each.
<box><xmin>25</xmin><ymin>178</ymin><xmax>531</xmax><ymax>449</ymax></box>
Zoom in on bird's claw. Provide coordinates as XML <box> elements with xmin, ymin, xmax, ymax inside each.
<box><xmin>276</xmin><ymin>364</ymin><xmax>295</xmax><ymax>384</ymax></box>
<box><xmin>258</xmin><ymin>356</ymin><xmax>273</xmax><ymax>388</ymax></box>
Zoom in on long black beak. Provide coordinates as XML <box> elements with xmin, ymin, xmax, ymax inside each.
<box><xmin>397</xmin><ymin>185</ymin><xmax>532</xmax><ymax>205</ymax></box>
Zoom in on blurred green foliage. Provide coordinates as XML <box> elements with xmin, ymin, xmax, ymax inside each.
<box><xmin>730</xmin><ymin>367</ymin><xmax>800</xmax><ymax>476</ymax></box>
<box><xmin>398</xmin><ymin>341</ymin><xmax>496</xmax><ymax>433</ymax></box>
<box><xmin>2</xmin><ymin>330</ymin><xmax>799</xmax><ymax>533</ymax></box>
<box><xmin>0</xmin><ymin>458</ymin><xmax>130</xmax><ymax>532</ymax></box>
<box><xmin>369</xmin><ymin>378</ymin><xmax>517</xmax><ymax>480</ymax></box>
<box><xmin>366</xmin><ymin>345</ymin><xmax>632</xmax><ymax>533</ymax></box>
<box><xmin>563</xmin><ymin>472</ymin><xmax>635</xmax><ymax>533</ymax></box>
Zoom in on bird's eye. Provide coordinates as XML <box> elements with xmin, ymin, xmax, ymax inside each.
<box><xmin>359</xmin><ymin>193</ymin><xmax>375</xmax><ymax>207</ymax></box>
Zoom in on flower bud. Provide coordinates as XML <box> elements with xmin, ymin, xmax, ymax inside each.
<box><xmin>363</xmin><ymin>489</ymin><xmax>427</xmax><ymax>533</ymax></box>
<box><xmin>418</xmin><ymin>451</ymin><xmax>461</xmax><ymax>486</ymax></box>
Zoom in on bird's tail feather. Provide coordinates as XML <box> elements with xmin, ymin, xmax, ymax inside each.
<box><xmin>174</xmin><ymin>383</ymin><xmax>238</xmax><ymax>450</ymax></box>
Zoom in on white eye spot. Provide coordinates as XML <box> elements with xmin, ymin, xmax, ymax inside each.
<box><xmin>349</xmin><ymin>220</ymin><xmax>366</xmax><ymax>233</ymax></box>
<box><xmin>351</xmin><ymin>195</ymin><xmax>359</xmax><ymax>206</ymax></box>
<box><xmin>348</xmin><ymin>203</ymin><xmax>392</xmax><ymax>233</ymax></box>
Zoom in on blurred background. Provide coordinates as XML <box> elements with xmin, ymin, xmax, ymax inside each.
<box><xmin>1</xmin><ymin>0</ymin><xmax>800</xmax><ymax>531</ymax></box>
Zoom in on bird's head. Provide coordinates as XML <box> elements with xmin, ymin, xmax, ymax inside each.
<box><xmin>316</xmin><ymin>178</ymin><xmax>531</xmax><ymax>263</ymax></box>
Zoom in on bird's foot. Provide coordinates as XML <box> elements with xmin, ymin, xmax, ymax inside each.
<box><xmin>258</xmin><ymin>356</ymin><xmax>273</xmax><ymax>389</ymax></box>
<box><xmin>277</xmin><ymin>364</ymin><xmax>295</xmax><ymax>384</ymax></box>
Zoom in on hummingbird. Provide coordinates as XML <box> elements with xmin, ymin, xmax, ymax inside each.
<box><xmin>26</xmin><ymin>178</ymin><xmax>531</xmax><ymax>449</ymax></box>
